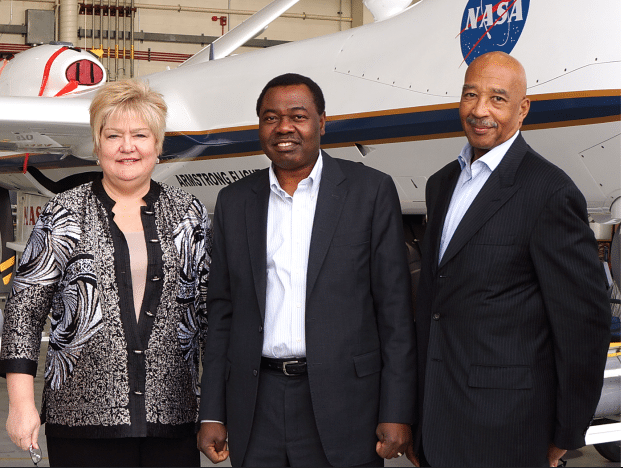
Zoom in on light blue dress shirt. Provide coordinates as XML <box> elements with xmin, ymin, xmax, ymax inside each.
<box><xmin>263</xmin><ymin>152</ymin><xmax>323</xmax><ymax>358</ymax></box>
<box><xmin>438</xmin><ymin>131</ymin><xmax>520</xmax><ymax>263</ymax></box>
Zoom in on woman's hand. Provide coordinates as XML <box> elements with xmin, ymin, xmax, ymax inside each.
<box><xmin>6</xmin><ymin>373</ymin><xmax>40</xmax><ymax>451</ymax></box>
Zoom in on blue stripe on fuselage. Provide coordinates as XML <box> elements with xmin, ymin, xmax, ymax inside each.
<box><xmin>161</xmin><ymin>94</ymin><xmax>620</xmax><ymax>161</ymax></box>
<box><xmin>0</xmin><ymin>94</ymin><xmax>619</xmax><ymax>171</ymax></box>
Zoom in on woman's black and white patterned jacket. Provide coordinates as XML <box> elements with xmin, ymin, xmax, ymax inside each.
<box><xmin>0</xmin><ymin>178</ymin><xmax>212</xmax><ymax>439</ymax></box>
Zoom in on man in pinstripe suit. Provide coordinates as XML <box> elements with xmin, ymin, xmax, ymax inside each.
<box><xmin>410</xmin><ymin>52</ymin><xmax>611</xmax><ymax>467</ymax></box>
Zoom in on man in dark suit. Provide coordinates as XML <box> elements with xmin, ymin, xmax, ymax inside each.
<box><xmin>197</xmin><ymin>73</ymin><xmax>417</xmax><ymax>467</ymax></box>
<box><xmin>409</xmin><ymin>51</ymin><xmax>611</xmax><ymax>467</ymax></box>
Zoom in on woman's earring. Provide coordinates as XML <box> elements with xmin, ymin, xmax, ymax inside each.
<box><xmin>156</xmin><ymin>158</ymin><xmax>160</xmax><ymax>164</ymax></box>
<box><xmin>96</xmin><ymin>159</ymin><xmax>100</xmax><ymax>166</ymax></box>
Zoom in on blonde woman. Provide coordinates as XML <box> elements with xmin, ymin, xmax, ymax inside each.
<box><xmin>2</xmin><ymin>80</ymin><xmax>211</xmax><ymax>467</ymax></box>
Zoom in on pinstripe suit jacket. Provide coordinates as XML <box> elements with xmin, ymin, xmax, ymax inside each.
<box><xmin>200</xmin><ymin>152</ymin><xmax>417</xmax><ymax>466</ymax></box>
<box><xmin>414</xmin><ymin>134</ymin><xmax>611</xmax><ymax>467</ymax></box>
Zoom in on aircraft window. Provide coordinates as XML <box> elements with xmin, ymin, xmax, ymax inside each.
<box><xmin>65</xmin><ymin>60</ymin><xmax>104</xmax><ymax>86</ymax></box>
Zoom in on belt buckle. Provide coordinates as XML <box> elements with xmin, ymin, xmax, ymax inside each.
<box><xmin>282</xmin><ymin>360</ymin><xmax>299</xmax><ymax>376</ymax></box>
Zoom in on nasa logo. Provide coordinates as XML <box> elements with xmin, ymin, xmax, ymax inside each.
<box><xmin>459</xmin><ymin>0</ymin><xmax>530</xmax><ymax>65</ymax></box>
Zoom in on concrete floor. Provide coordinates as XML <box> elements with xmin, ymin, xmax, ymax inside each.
<box><xmin>0</xmin><ymin>341</ymin><xmax>619</xmax><ymax>467</ymax></box>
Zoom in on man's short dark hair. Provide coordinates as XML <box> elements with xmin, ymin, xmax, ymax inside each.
<box><xmin>256</xmin><ymin>73</ymin><xmax>326</xmax><ymax>116</ymax></box>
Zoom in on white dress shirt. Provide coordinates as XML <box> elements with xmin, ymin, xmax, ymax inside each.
<box><xmin>438</xmin><ymin>131</ymin><xmax>519</xmax><ymax>263</ymax></box>
<box><xmin>262</xmin><ymin>152</ymin><xmax>323</xmax><ymax>358</ymax></box>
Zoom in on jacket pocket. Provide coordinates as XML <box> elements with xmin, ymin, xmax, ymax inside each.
<box><xmin>468</xmin><ymin>365</ymin><xmax>532</xmax><ymax>389</ymax></box>
<box><xmin>353</xmin><ymin>350</ymin><xmax>382</xmax><ymax>377</ymax></box>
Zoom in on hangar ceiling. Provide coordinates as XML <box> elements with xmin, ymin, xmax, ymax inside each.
<box><xmin>0</xmin><ymin>0</ymin><xmax>392</xmax><ymax>78</ymax></box>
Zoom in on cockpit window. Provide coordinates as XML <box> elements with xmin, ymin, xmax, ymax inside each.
<box><xmin>65</xmin><ymin>60</ymin><xmax>104</xmax><ymax>85</ymax></box>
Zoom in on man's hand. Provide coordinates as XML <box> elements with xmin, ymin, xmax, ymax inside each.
<box><xmin>375</xmin><ymin>422</ymin><xmax>412</xmax><ymax>459</ymax></box>
<box><xmin>197</xmin><ymin>422</ymin><xmax>229</xmax><ymax>464</ymax></box>
<box><xmin>547</xmin><ymin>443</ymin><xmax>567</xmax><ymax>467</ymax></box>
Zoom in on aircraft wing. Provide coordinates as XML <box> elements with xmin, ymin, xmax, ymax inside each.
<box><xmin>181</xmin><ymin>0</ymin><xmax>300</xmax><ymax>66</ymax></box>
<box><xmin>0</xmin><ymin>96</ymin><xmax>93</xmax><ymax>161</ymax></box>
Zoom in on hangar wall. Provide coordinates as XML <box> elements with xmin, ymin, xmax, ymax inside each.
<box><xmin>0</xmin><ymin>0</ymin><xmax>376</xmax><ymax>77</ymax></box>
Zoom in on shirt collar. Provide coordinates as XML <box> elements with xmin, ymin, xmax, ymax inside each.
<box><xmin>269</xmin><ymin>150</ymin><xmax>323</xmax><ymax>198</ymax></box>
<box><xmin>458</xmin><ymin>130</ymin><xmax>520</xmax><ymax>172</ymax></box>
<box><xmin>92</xmin><ymin>174</ymin><xmax>161</xmax><ymax>212</ymax></box>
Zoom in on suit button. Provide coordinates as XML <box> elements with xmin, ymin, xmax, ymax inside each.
<box><xmin>432</xmin><ymin>313</ymin><xmax>440</xmax><ymax>320</ymax></box>
<box><xmin>258</xmin><ymin>325</ymin><xmax>263</xmax><ymax>332</ymax></box>
<box><xmin>253</xmin><ymin>369</ymin><xmax>258</xmax><ymax>377</ymax></box>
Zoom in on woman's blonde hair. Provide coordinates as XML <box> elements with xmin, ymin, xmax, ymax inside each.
<box><xmin>89</xmin><ymin>79</ymin><xmax>167</xmax><ymax>155</ymax></box>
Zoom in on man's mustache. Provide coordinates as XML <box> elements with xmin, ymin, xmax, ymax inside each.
<box><xmin>466</xmin><ymin>116</ymin><xmax>498</xmax><ymax>128</ymax></box>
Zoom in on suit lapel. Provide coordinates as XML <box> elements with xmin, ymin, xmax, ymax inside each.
<box><xmin>306</xmin><ymin>152</ymin><xmax>348</xmax><ymax>300</ymax></box>
<box><xmin>438</xmin><ymin>134</ymin><xmax>529</xmax><ymax>269</ymax></box>
<box><xmin>428</xmin><ymin>163</ymin><xmax>461</xmax><ymax>274</ymax></box>
<box><xmin>246</xmin><ymin>171</ymin><xmax>270</xmax><ymax>320</ymax></box>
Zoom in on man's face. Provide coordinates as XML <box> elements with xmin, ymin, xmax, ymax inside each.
<box><xmin>459</xmin><ymin>59</ymin><xmax>530</xmax><ymax>160</ymax></box>
<box><xmin>258</xmin><ymin>84</ymin><xmax>326</xmax><ymax>175</ymax></box>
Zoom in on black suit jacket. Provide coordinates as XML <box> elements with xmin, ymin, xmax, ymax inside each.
<box><xmin>415</xmin><ymin>134</ymin><xmax>611</xmax><ymax>467</ymax></box>
<box><xmin>200</xmin><ymin>152</ymin><xmax>417</xmax><ymax>466</ymax></box>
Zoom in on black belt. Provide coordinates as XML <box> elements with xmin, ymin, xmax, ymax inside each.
<box><xmin>261</xmin><ymin>357</ymin><xmax>307</xmax><ymax>376</ymax></box>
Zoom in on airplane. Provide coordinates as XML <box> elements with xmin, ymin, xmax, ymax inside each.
<box><xmin>0</xmin><ymin>0</ymin><xmax>620</xmax><ymax>459</ymax></box>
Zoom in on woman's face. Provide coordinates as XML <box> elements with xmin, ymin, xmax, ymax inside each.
<box><xmin>98</xmin><ymin>111</ymin><xmax>159</xmax><ymax>190</ymax></box>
